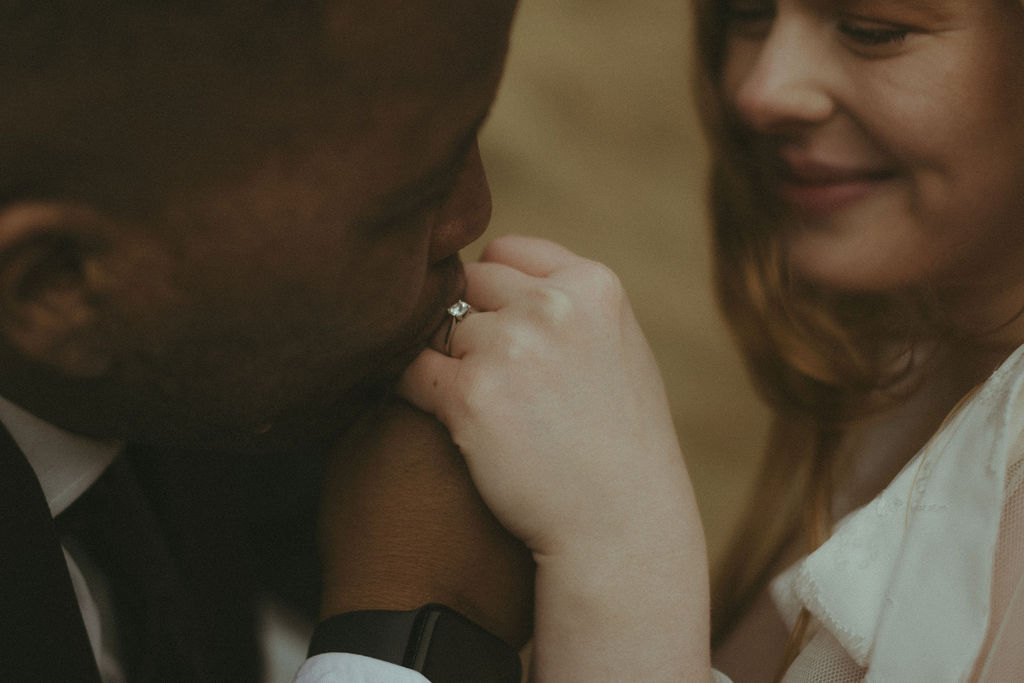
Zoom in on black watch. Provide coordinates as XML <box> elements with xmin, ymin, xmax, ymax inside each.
<box><xmin>307</xmin><ymin>603</ymin><xmax>522</xmax><ymax>682</ymax></box>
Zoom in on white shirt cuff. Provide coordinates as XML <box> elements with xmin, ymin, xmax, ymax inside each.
<box><xmin>294</xmin><ymin>653</ymin><xmax>430</xmax><ymax>682</ymax></box>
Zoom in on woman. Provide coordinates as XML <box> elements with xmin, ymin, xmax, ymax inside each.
<box><xmin>400</xmin><ymin>0</ymin><xmax>1024</xmax><ymax>679</ymax></box>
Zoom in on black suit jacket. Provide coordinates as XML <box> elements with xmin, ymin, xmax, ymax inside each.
<box><xmin>0</xmin><ymin>424</ymin><xmax>267</xmax><ymax>682</ymax></box>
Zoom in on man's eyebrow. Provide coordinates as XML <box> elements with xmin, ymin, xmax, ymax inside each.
<box><xmin>366</xmin><ymin>112</ymin><xmax>489</xmax><ymax>221</ymax></box>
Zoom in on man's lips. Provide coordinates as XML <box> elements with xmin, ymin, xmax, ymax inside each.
<box><xmin>368</xmin><ymin>255</ymin><xmax>467</xmax><ymax>384</ymax></box>
<box><xmin>777</xmin><ymin>154</ymin><xmax>897</xmax><ymax>215</ymax></box>
<box><xmin>415</xmin><ymin>255</ymin><xmax>468</xmax><ymax>355</ymax></box>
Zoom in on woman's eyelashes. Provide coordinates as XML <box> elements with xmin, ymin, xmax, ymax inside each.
<box><xmin>725</xmin><ymin>1</ymin><xmax>917</xmax><ymax>54</ymax></box>
<box><xmin>837</xmin><ymin>18</ymin><xmax>913</xmax><ymax>50</ymax></box>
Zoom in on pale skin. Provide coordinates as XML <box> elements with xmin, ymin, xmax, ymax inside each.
<box><xmin>715</xmin><ymin>1</ymin><xmax>1024</xmax><ymax>676</ymax></box>
<box><xmin>400</xmin><ymin>235</ymin><xmax>711</xmax><ymax>681</ymax></box>
<box><xmin>396</xmin><ymin>0</ymin><xmax>1024</xmax><ymax>680</ymax></box>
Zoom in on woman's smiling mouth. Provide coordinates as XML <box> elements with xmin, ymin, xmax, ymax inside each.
<box><xmin>778</xmin><ymin>154</ymin><xmax>898</xmax><ymax>215</ymax></box>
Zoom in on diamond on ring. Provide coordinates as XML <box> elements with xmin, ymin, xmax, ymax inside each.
<box><xmin>448</xmin><ymin>300</ymin><xmax>471</xmax><ymax>320</ymax></box>
<box><xmin>444</xmin><ymin>300</ymin><xmax>473</xmax><ymax>356</ymax></box>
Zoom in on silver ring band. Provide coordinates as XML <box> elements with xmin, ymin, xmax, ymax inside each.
<box><xmin>444</xmin><ymin>300</ymin><xmax>473</xmax><ymax>356</ymax></box>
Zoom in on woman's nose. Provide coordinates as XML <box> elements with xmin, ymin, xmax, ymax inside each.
<box><xmin>730</xmin><ymin>19</ymin><xmax>835</xmax><ymax>134</ymax></box>
<box><xmin>428</xmin><ymin>140</ymin><xmax>491</xmax><ymax>264</ymax></box>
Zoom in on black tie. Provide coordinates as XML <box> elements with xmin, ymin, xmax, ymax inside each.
<box><xmin>0</xmin><ymin>424</ymin><xmax>102</xmax><ymax>681</ymax></box>
<box><xmin>55</xmin><ymin>456</ymin><xmax>211</xmax><ymax>682</ymax></box>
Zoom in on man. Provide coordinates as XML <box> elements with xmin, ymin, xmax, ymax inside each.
<box><xmin>0</xmin><ymin>0</ymin><xmax>530</xmax><ymax>679</ymax></box>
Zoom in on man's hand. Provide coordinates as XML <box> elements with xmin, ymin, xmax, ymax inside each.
<box><xmin>317</xmin><ymin>397</ymin><xmax>534</xmax><ymax>650</ymax></box>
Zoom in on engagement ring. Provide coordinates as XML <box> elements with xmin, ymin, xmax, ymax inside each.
<box><xmin>444</xmin><ymin>300</ymin><xmax>473</xmax><ymax>356</ymax></box>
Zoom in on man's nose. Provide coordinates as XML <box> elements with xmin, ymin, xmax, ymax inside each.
<box><xmin>428</xmin><ymin>140</ymin><xmax>491</xmax><ymax>264</ymax></box>
<box><xmin>731</xmin><ymin>19</ymin><xmax>835</xmax><ymax>134</ymax></box>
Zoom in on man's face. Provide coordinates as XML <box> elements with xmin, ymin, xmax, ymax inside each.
<box><xmin>99</xmin><ymin>0</ymin><xmax>517</xmax><ymax>451</ymax></box>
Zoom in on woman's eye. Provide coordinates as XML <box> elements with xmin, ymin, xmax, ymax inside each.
<box><xmin>837</xmin><ymin>20</ymin><xmax>911</xmax><ymax>48</ymax></box>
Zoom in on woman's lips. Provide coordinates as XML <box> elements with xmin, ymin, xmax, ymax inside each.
<box><xmin>777</xmin><ymin>156</ymin><xmax>897</xmax><ymax>215</ymax></box>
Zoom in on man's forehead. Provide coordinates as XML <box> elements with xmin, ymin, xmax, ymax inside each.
<box><xmin>328</xmin><ymin>0</ymin><xmax>517</xmax><ymax>32</ymax></box>
<box><xmin>324</xmin><ymin>0</ymin><xmax>517</xmax><ymax>87</ymax></box>
<box><xmin>0</xmin><ymin>0</ymin><xmax>517</xmax><ymax>216</ymax></box>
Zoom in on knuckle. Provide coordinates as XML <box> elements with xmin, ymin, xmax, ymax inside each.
<box><xmin>559</xmin><ymin>261</ymin><xmax>628</xmax><ymax>323</ymax></box>
<box><xmin>480</xmin><ymin>234</ymin><xmax>523</xmax><ymax>262</ymax></box>
<box><xmin>504</xmin><ymin>326</ymin><xmax>546</xmax><ymax>363</ymax></box>
<box><xmin>575</xmin><ymin>261</ymin><xmax>624</xmax><ymax>301</ymax></box>
<box><xmin>484</xmin><ymin>319</ymin><xmax>545</xmax><ymax>363</ymax></box>
<box><xmin>456</xmin><ymin>325</ymin><xmax>547</xmax><ymax>409</ymax></box>
<box><xmin>528</xmin><ymin>285</ymin><xmax>574</xmax><ymax>325</ymax></box>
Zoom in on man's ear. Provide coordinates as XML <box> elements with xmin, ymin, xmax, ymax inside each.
<box><xmin>0</xmin><ymin>202</ymin><xmax>116</xmax><ymax>378</ymax></box>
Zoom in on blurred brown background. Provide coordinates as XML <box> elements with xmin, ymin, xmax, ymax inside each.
<box><xmin>475</xmin><ymin>0</ymin><xmax>770</xmax><ymax>565</ymax></box>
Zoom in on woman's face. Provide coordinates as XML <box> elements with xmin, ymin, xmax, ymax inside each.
<box><xmin>722</xmin><ymin>0</ymin><xmax>1024</xmax><ymax>301</ymax></box>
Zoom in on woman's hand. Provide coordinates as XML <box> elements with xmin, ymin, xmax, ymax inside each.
<box><xmin>399</xmin><ymin>235</ymin><xmax>711</xmax><ymax>680</ymax></box>
<box><xmin>400</xmin><ymin>235</ymin><xmax>695</xmax><ymax>558</ymax></box>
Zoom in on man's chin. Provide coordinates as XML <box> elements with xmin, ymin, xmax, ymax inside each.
<box><xmin>125</xmin><ymin>387</ymin><xmax>383</xmax><ymax>456</ymax></box>
<box><xmin>130</xmin><ymin>263</ymin><xmax>464</xmax><ymax>455</ymax></box>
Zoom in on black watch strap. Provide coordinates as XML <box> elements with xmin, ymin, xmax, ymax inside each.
<box><xmin>307</xmin><ymin>603</ymin><xmax>521</xmax><ymax>682</ymax></box>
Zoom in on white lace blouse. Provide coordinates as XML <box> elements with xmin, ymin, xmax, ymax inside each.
<box><xmin>759</xmin><ymin>344</ymin><xmax>1024</xmax><ymax>682</ymax></box>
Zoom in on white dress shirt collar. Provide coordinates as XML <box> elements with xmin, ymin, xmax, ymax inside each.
<box><xmin>0</xmin><ymin>395</ymin><xmax>121</xmax><ymax>517</ymax></box>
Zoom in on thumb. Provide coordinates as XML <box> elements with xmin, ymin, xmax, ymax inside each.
<box><xmin>396</xmin><ymin>347</ymin><xmax>462</xmax><ymax>426</ymax></box>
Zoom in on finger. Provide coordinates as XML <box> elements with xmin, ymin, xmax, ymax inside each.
<box><xmin>463</xmin><ymin>261</ymin><xmax>535</xmax><ymax>311</ymax></box>
<box><xmin>478</xmin><ymin>235</ymin><xmax>588</xmax><ymax>278</ymax></box>
<box><xmin>397</xmin><ymin>348</ymin><xmax>461</xmax><ymax>423</ymax></box>
<box><xmin>426</xmin><ymin>305</ymin><xmax>459</xmax><ymax>355</ymax></box>
<box><xmin>427</xmin><ymin>307</ymin><xmax>489</xmax><ymax>359</ymax></box>
<box><xmin>443</xmin><ymin>309</ymin><xmax>501</xmax><ymax>360</ymax></box>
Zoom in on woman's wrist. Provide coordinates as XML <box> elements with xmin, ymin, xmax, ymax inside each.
<box><xmin>533</xmin><ymin>507</ymin><xmax>706</xmax><ymax>604</ymax></box>
<box><xmin>527</xmin><ymin>453</ymin><xmax>699</xmax><ymax>558</ymax></box>
<box><xmin>526</xmin><ymin>473</ymin><xmax>711</xmax><ymax>680</ymax></box>
<box><xmin>531</xmin><ymin>529</ymin><xmax>711</xmax><ymax>681</ymax></box>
